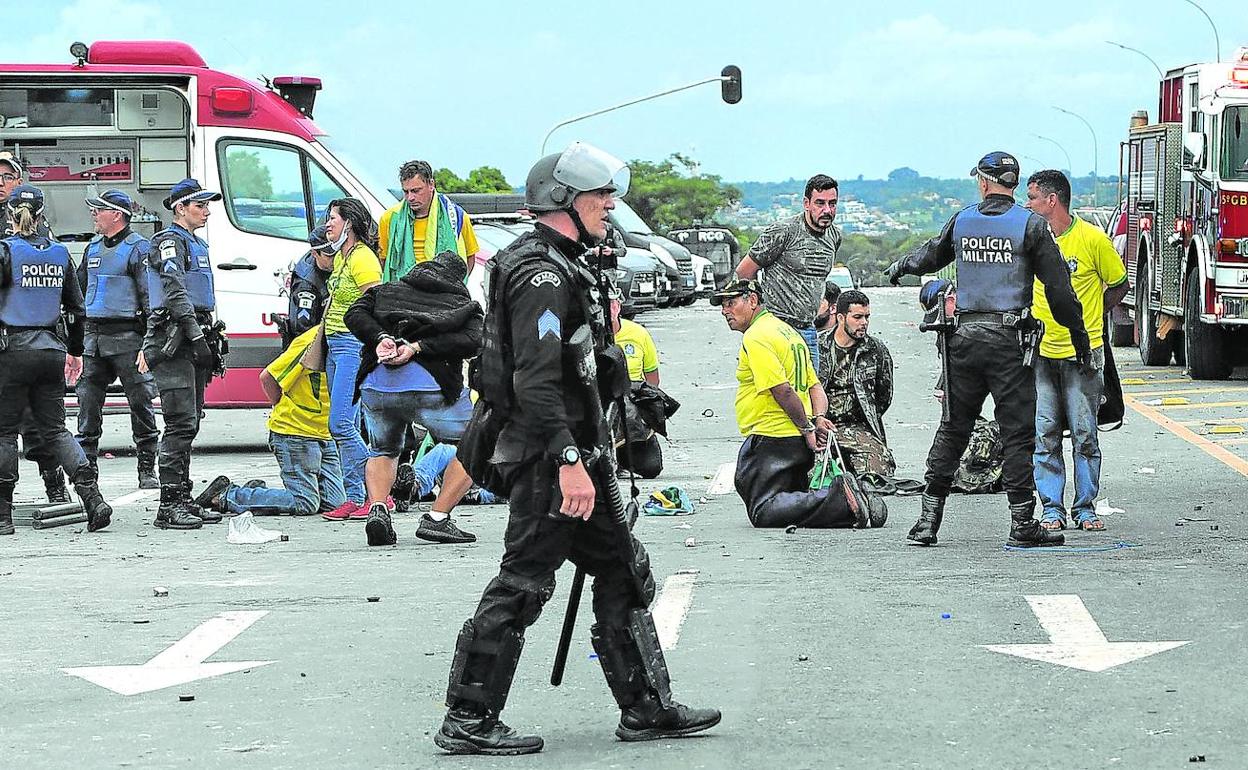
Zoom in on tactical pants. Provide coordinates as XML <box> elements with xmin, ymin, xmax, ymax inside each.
<box><xmin>733</xmin><ymin>434</ymin><xmax>856</xmax><ymax>528</ymax></box>
<box><xmin>150</xmin><ymin>355</ymin><xmax>210</xmax><ymax>487</ymax></box>
<box><xmin>20</xmin><ymin>411</ymin><xmax>58</xmax><ymax>474</ymax></box>
<box><xmin>0</xmin><ymin>349</ymin><xmax>89</xmax><ymax>497</ymax></box>
<box><xmin>76</xmin><ymin>351</ymin><xmax>159</xmax><ymax>459</ymax></box>
<box><xmin>449</xmin><ymin>457</ymin><xmax>654</xmax><ymax>713</ymax></box>
<box><xmin>923</xmin><ymin>324</ymin><xmax>1035</xmax><ymax>504</ymax></box>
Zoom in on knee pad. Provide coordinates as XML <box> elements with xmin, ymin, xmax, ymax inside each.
<box><xmin>446</xmin><ymin>619</ymin><xmax>524</xmax><ymax>714</ymax></box>
<box><xmin>590</xmin><ymin>609</ymin><xmax>673</xmax><ymax>708</ymax></box>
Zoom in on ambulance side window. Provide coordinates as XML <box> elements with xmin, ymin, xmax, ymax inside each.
<box><xmin>219</xmin><ymin>142</ymin><xmax>309</xmax><ymax>240</ymax></box>
<box><xmin>307</xmin><ymin>162</ymin><xmax>346</xmax><ymax>226</ymax></box>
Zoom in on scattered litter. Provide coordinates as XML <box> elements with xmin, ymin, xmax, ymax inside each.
<box><xmin>706</xmin><ymin>462</ymin><xmax>736</xmax><ymax>495</ymax></box>
<box><xmin>1136</xmin><ymin>467</ymin><xmax>1156</xmax><ymax>475</ymax></box>
<box><xmin>643</xmin><ymin>486</ymin><xmax>695</xmax><ymax>516</ymax></box>
<box><xmin>1146</xmin><ymin>728</ymin><xmax>1171</xmax><ymax>736</ymax></box>
<box><xmin>684</xmin><ymin>537</ymin><xmax>696</xmax><ymax>547</ymax></box>
<box><xmin>366</xmin><ymin>596</ymin><xmax>380</xmax><ymax>603</ymax></box>
<box><xmin>1175</xmin><ymin>521</ymin><xmax>1184</xmax><ymax>527</ymax></box>
<box><xmin>279</xmin><ymin>534</ymin><xmax>290</xmax><ymax>542</ymax></box>
<box><xmin>784</xmin><ymin>525</ymin><xmax>797</xmax><ymax>534</ymax></box>
<box><xmin>1094</xmin><ymin>499</ymin><xmax>1125</xmax><ymax>517</ymax></box>
<box><xmin>226</xmin><ymin>512</ymin><xmax>282</xmax><ymax>544</ymax></box>
<box><xmin>797</xmin><ymin>654</ymin><xmax>809</xmax><ymax>662</ymax></box>
<box><xmin>1211</xmin><ymin>525</ymin><xmax>1220</xmax><ymax>531</ymax></box>
<box><xmin>179</xmin><ymin>694</ymin><xmax>195</xmax><ymax>702</ymax></box>
<box><xmin>103</xmin><ymin>452</ymin><xmax>115</xmax><ymax>459</ymax></box>
<box><xmin>132</xmin><ymin>619</ymin><xmax>150</xmax><ymax>624</ymax></box>
<box><xmin>673</xmin><ymin>523</ymin><xmax>692</xmax><ymax>530</ymax></box>
<box><xmin>1189</xmin><ymin>756</ymin><xmax>1206</xmax><ymax>763</ymax></box>
<box><xmin>152</xmin><ymin>586</ymin><xmax>168</xmax><ymax>598</ymax></box>
<box><xmin>701</xmin><ymin>408</ymin><xmax>715</xmax><ymax>417</ymax></box>
<box><xmin>1179</xmin><ymin>516</ymin><xmax>1213</xmax><ymax>522</ymax></box>
<box><xmin>589</xmin><ymin>653</ymin><xmax>598</xmax><ymax>660</ymax></box>
<box><xmin>941</xmin><ymin>613</ymin><xmax>952</xmax><ymax>620</ymax></box>
<box><xmin>698</xmin><ymin>496</ymin><xmax>709</xmax><ymax>504</ymax></box>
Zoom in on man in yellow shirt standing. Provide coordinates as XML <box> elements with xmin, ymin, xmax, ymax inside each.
<box><xmin>716</xmin><ymin>278</ymin><xmax>883</xmax><ymax>529</ymax></box>
<box><xmin>610</xmin><ymin>289</ymin><xmax>663</xmax><ymax>477</ymax></box>
<box><xmin>193</xmin><ymin>327</ymin><xmax>347</xmax><ymax>516</ymax></box>
<box><xmin>377</xmin><ymin>160</ymin><xmax>480</xmax><ymax>283</ymax></box>
<box><xmin>1026</xmin><ymin>170</ymin><xmax>1128</xmax><ymax>532</ymax></box>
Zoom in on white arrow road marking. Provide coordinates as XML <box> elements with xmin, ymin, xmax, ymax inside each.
<box><xmin>652</xmin><ymin>570</ymin><xmax>699</xmax><ymax>650</ymax></box>
<box><xmin>981</xmin><ymin>595</ymin><xmax>1190</xmax><ymax>673</ymax></box>
<box><xmin>707</xmin><ymin>462</ymin><xmax>736</xmax><ymax>495</ymax></box>
<box><xmin>62</xmin><ymin>610</ymin><xmax>274</xmax><ymax>695</ymax></box>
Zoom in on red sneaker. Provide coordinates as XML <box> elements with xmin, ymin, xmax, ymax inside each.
<box><xmin>322</xmin><ymin>500</ymin><xmax>361</xmax><ymax>521</ymax></box>
<box><xmin>348</xmin><ymin>501</ymin><xmax>372</xmax><ymax>520</ymax></box>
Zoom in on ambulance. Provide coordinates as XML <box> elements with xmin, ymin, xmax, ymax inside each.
<box><xmin>0</xmin><ymin>40</ymin><xmax>391</xmax><ymax>406</ymax></box>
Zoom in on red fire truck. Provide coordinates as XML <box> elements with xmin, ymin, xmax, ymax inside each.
<box><xmin>1119</xmin><ymin>46</ymin><xmax>1248</xmax><ymax>379</ymax></box>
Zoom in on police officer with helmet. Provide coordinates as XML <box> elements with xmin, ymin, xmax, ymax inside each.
<box><xmin>77</xmin><ymin>189</ymin><xmax>160</xmax><ymax>488</ymax></box>
<box><xmin>0</xmin><ymin>185</ymin><xmax>113</xmax><ymax>536</ymax></box>
<box><xmin>279</xmin><ymin>224</ymin><xmax>333</xmax><ymax>348</ymax></box>
<box><xmin>435</xmin><ymin>143</ymin><xmax>719</xmax><ymax>756</ymax></box>
<box><xmin>139</xmin><ymin>178</ymin><xmax>223</xmax><ymax>530</ymax></box>
<box><xmin>885</xmin><ymin>151</ymin><xmax>1090</xmax><ymax>549</ymax></box>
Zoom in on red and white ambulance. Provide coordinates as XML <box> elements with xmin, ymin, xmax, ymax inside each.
<box><xmin>0</xmin><ymin>40</ymin><xmax>390</xmax><ymax>406</ymax></box>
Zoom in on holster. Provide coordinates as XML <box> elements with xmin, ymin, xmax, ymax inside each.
<box><xmin>1021</xmin><ymin>318</ymin><xmax>1045</xmax><ymax>369</ymax></box>
<box><xmin>201</xmin><ymin>319</ymin><xmax>228</xmax><ymax>377</ymax></box>
<box><xmin>0</xmin><ymin>324</ymin><xmax>9</xmax><ymax>354</ymax></box>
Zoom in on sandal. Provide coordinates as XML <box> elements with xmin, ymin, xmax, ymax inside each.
<box><xmin>1074</xmin><ymin>511</ymin><xmax>1105</xmax><ymax>531</ymax></box>
<box><xmin>1039</xmin><ymin>510</ymin><xmax>1067</xmax><ymax>531</ymax></box>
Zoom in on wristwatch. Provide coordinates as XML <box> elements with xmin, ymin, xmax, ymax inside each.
<box><xmin>556</xmin><ymin>446</ymin><xmax>581</xmax><ymax>466</ymax></box>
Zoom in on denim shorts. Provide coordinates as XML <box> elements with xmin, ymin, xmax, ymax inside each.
<box><xmin>361</xmin><ymin>386</ymin><xmax>473</xmax><ymax>457</ymax></box>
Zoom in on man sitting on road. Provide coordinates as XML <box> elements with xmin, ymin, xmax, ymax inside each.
<box><xmin>716</xmin><ymin>278</ymin><xmax>885</xmax><ymax>529</ymax></box>
<box><xmin>814</xmin><ymin>282</ymin><xmax>841</xmax><ymax>380</ymax></box>
<box><xmin>817</xmin><ymin>289</ymin><xmax>895</xmax><ymax>477</ymax></box>
<box><xmin>194</xmin><ymin>326</ymin><xmax>346</xmax><ymax>516</ymax></box>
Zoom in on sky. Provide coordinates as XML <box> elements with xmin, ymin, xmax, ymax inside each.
<box><xmin>9</xmin><ymin>0</ymin><xmax>1248</xmax><ymax>187</ymax></box>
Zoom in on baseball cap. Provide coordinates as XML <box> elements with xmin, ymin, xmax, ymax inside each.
<box><xmin>969</xmin><ymin>151</ymin><xmax>1020</xmax><ymax>188</ymax></box>
<box><xmin>85</xmin><ymin>189</ymin><xmax>135</xmax><ymax>215</ymax></box>
<box><xmin>308</xmin><ymin>224</ymin><xmax>332</xmax><ymax>251</ymax></box>
<box><xmin>0</xmin><ymin>151</ymin><xmax>23</xmax><ymax>177</ymax></box>
<box><xmin>710</xmin><ymin>276</ymin><xmax>761</xmax><ymax>306</ymax></box>
<box><xmin>163</xmin><ymin>178</ymin><xmax>222</xmax><ymax>210</ymax></box>
<box><xmin>7</xmin><ymin>184</ymin><xmax>44</xmax><ymax>213</ymax></box>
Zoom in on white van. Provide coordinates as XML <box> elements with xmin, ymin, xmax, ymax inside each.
<box><xmin>0</xmin><ymin>40</ymin><xmax>390</xmax><ymax>406</ymax></box>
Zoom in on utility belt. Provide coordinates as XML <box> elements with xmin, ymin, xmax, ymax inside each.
<box><xmin>86</xmin><ymin>318</ymin><xmax>144</xmax><ymax>335</ymax></box>
<box><xmin>954</xmin><ymin>309</ymin><xmax>1034</xmax><ymax>330</ymax></box>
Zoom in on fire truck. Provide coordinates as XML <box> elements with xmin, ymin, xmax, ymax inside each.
<box><xmin>0</xmin><ymin>40</ymin><xmax>389</xmax><ymax>405</ymax></box>
<box><xmin>1119</xmin><ymin>46</ymin><xmax>1248</xmax><ymax>379</ymax></box>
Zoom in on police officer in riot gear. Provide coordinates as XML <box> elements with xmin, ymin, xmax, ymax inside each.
<box><xmin>0</xmin><ymin>185</ymin><xmax>113</xmax><ymax>536</ymax></box>
<box><xmin>139</xmin><ymin>178</ymin><xmax>223</xmax><ymax>530</ymax></box>
<box><xmin>279</xmin><ymin>224</ymin><xmax>333</xmax><ymax>348</ymax></box>
<box><xmin>435</xmin><ymin>143</ymin><xmax>719</xmax><ymax>756</ymax></box>
<box><xmin>885</xmin><ymin>151</ymin><xmax>1090</xmax><ymax>548</ymax></box>
<box><xmin>77</xmin><ymin>189</ymin><xmax>160</xmax><ymax>488</ymax></box>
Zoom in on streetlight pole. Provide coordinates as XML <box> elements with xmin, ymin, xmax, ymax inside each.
<box><xmin>1032</xmin><ymin>134</ymin><xmax>1073</xmax><ymax>176</ymax></box>
<box><xmin>1106</xmin><ymin>40</ymin><xmax>1164</xmax><ymax>78</ymax></box>
<box><xmin>1022</xmin><ymin>155</ymin><xmax>1049</xmax><ymax>171</ymax></box>
<box><xmin>1054</xmin><ymin>106</ymin><xmax>1099</xmax><ymax>206</ymax></box>
<box><xmin>540</xmin><ymin>68</ymin><xmax>742</xmax><ymax>155</ymax></box>
<box><xmin>1181</xmin><ymin>0</ymin><xmax>1221</xmax><ymax>62</ymax></box>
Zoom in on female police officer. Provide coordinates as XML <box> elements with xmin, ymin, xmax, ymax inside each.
<box><xmin>138</xmin><ymin>178</ymin><xmax>222</xmax><ymax>530</ymax></box>
<box><xmin>0</xmin><ymin>185</ymin><xmax>112</xmax><ymax>535</ymax></box>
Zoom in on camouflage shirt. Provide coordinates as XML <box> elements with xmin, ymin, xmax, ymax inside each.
<box><xmin>746</xmin><ymin>214</ymin><xmax>842</xmax><ymax>328</ymax></box>
<box><xmin>817</xmin><ymin>329</ymin><xmax>893</xmax><ymax>441</ymax></box>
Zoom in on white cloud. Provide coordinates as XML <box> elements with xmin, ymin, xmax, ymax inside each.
<box><xmin>13</xmin><ymin>0</ymin><xmax>174</xmax><ymax>62</ymax></box>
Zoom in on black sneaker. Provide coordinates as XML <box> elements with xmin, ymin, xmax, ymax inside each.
<box><xmin>193</xmin><ymin>475</ymin><xmax>233</xmax><ymax>513</ymax></box>
<box><xmin>243</xmin><ymin>479</ymin><xmax>267</xmax><ymax>489</ymax></box>
<box><xmin>434</xmin><ymin>710</ymin><xmax>543</xmax><ymax>756</ymax></box>
<box><xmin>365</xmin><ymin>503</ymin><xmax>397</xmax><ymax>546</ymax></box>
<box><xmin>415</xmin><ymin>514</ymin><xmax>476</xmax><ymax>544</ymax></box>
<box><xmin>391</xmin><ymin>463</ymin><xmax>416</xmax><ymax>502</ymax></box>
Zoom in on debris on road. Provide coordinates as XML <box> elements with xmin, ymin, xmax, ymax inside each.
<box><xmin>1136</xmin><ymin>467</ymin><xmax>1156</xmax><ymax>475</ymax></box>
<box><xmin>367</xmin><ymin>596</ymin><xmax>380</xmax><ymax>603</ymax></box>
<box><xmin>179</xmin><ymin>694</ymin><xmax>194</xmax><ymax>702</ymax></box>
<box><xmin>784</xmin><ymin>525</ymin><xmax>797</xmax><ymax>534</ymax></box>
<box><xmin>1095</xmin><ymin>499</ymin><xmax>1125</xmax><ymax>517</ymax></box>
<box><xmin>153</xmin><ymin>586</ymin><xmax>168</xmax><ymax>598</ymax></box>
<box><xmin>684</xmin><ymin>537</ymin><xmax>696</xmax><ymax>547</ymax></box>
<box><xmin>226</xmin><ymin>513</ymin><xmax>282</xmax><ymax>544</ymax></box>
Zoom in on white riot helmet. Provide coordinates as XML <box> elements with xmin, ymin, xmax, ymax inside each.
<box><xmin>524</xmin><ymin>142</ymin><xmax>630</xmax><ymax>213</ymax></box>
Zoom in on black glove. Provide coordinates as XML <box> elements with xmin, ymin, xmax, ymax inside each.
<box><xmin>191</xmin><ymin>335</ymin><xmax>213</xmax><ymax>368</ymax></box>
<box><xmin>884</xmin><ymin>260</ymin><xmax>905</xmax><ymax>286</ymax></box>
<box><xmin>1071</xmin><ymin>329</ymin><xmax>1094</xmax><ymax>373</ymax></box>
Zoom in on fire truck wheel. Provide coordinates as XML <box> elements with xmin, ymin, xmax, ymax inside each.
<box><xmin>1136</xmin><ymin>261</ymin><xmax>1174</xmax><ymax>366</ymax></box>
<box><xmin>1184</xmin><ymin>267</ymin><xmax>1230</xmax><ymax>380</ymax></box>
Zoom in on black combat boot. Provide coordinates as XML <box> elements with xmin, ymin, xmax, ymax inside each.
<box><xmin>72</xmin><ymin>467</ymin><xmax>114</xmax><ymax>533</ymax></box>
<box><xmin>592</xmin><ymin>614</ymin><xmax>721</xmax><ymax>743</ymax></box>
<box><xmin>42</xmin><ymin>468</ymin><xmax>71</xmax><ymax>504</ymax></box>
<box><xmin>907</xmin><ymin>493</ymin><xmax>945</xmax><ymax>546</ymax></box>
<box><xmin>182</xmin><ymin>481</ymin><xmax>222</xmax><ymax>523</ymax></box>
<box><xmin>136</xmin><ymin>451</ymin><xmax>160</xmax><ymax>490</ymax></box>
<box><xmin>154</xmin><ymin>484</ymin><xmax>203</xmax><ymax>530</ymax></box>
<box><xmin>1007</xmin><ymin>499</ymin><xmax>1065</xmax><ymax>548</ymax></box>
<box><xmin>0</xmin><ymin>499</ymin><xmax>13</xmax><ymax>536</ymax></box>
<box><xmin>193</xmin><ymin>475</ymin><xmax>233</xmax><ymax>515</ymax></box>
<box><xmin>435</xmin><ymin>621</ymin><xmax>542</xmax><ymax>756</ymax></box>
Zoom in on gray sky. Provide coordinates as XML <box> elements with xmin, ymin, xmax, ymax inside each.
<box><xmin>12</xmin><ymin>0</ymin><xmax>1248</xmax><ymax>185</ymax></box>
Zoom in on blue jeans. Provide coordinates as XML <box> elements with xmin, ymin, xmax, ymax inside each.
<box><xmin>412</xmin><ymin>442</ymin><xmax>457</xmax><ymax>497</ymax></box>
<box><xmin>360</xmin><ymin>387</ymin><xmax>473</xmax><ymax>457</ymax></box>
<box><xmin>229</xmin><ymin>432</ymin><xmax>348</xmax><ymax>515</ymax></box>
<box><xmin>326</xmin><ymin>333</ymin><xmax>367</xmax><ymax>502</ymax></box>
<box><xmin>1033</xmin><ymin>350</ymin><xmax>1104</xmax><ymax>519</ymax></box>
<box><xmin>793</xmin><ymin>324</ymin><xmax>819</xmax><ymax>374</ymax></box>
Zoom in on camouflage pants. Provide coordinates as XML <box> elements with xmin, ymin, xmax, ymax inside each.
<box><xmin>830</xmin><ymin>422</ymin><xmax>895</xmax><ymax>477</ymax></box>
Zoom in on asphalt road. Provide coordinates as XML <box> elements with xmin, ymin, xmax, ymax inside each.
<box><xmin>2</xmin><ymin>287</ymin><xmax>1244</xmax><ymax>769</ymax></box>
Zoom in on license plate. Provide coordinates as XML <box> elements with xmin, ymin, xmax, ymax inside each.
<box><xmin>638</xmin><ymin>281</ymin><xmax>653</xmax><ymax>293</ymax></box>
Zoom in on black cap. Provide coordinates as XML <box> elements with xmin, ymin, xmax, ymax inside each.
<box><xmin>969</xmin><ymin>151</ymin><xmax>1020</xmax><ymax>188</ymax></box>
<box><xmin>710</xmin><ymin>276</ymin><xmax>761</xmax><ymax>306</ymax></box>
<box><xmin>163</xmin><ymin>178</ymin><xmax>222</xmax><ymax>210</ymax></box>
<box><xmin>85</xmin><ymin>189</ymin><xmax>135</xmax><ymax>215</ymax></box>
<box><xmin>308</xmin><ymin>224</ymin><xmax>332</xmax><ymax>251</ymax></box>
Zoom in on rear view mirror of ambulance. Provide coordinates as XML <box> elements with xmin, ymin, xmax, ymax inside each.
<box><xmin>0</xmin><ymin>41</ymin><xmax>387</xmax><ymax>407</ymax></box>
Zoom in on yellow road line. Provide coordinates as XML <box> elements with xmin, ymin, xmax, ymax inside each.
<box><xmin>1152</xmin><ymin>400</ymin><xmax>1248</xmax><ymax>410</ymax></box>
<box><xmin>1124</xmin><ymin>394</ymin><xmax>1248</xmax><ymax>478</ymax></box>
<box><xmin>1130</xmin><ymin>386</ymin><xmax>1248</xmax><ymax>397</ymax></box>
<box><xmin>1121</xmin><ymin>377</ymin><xmax>1195</xmax><ymax>386</ymax></box>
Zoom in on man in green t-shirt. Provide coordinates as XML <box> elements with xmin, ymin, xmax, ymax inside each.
<box><xmin>1025</xmin><ymin>170</ymin><xmax>1128</xmax><ymax>532</ymax></box>
<box><xmin>193</xmin><ymin>327</ymin><xmax>347</xmax><ymax>517</ymax></box>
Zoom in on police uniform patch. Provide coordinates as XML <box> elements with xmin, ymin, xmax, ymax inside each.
<box><xmin>297</xmin><ymin>294</ymin><xmax>314</xmax><ymax>309</ymax></box>
<box><xmin>159</xmin><ymin>241</ymin><xmax>178</xmax><ymax>260</ymax></box>
<box><xmin>87</xmin><ymin>258</ymin><xmax>101</xmax><ymax>269</ymax></box>
<box><xmin>163</xmin><ymin>260</ymin><xmax>179</xmax><ymax>273</ymax></box>
<box><xmin>537</xmin><ymin>308</ymin><xmax>561</xmax><ymax>340</ymax></box>
<box><xmin>531</xmin><ymin>271</ymin><xmax>561</xmax><ymax>288</ymax></box>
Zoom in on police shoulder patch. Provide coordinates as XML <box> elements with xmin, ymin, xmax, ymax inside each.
<box><xmin>159</xmin><ymin>240</ymin><xmax>179</xmax><ymax>260</ymax></box>
<box><xmin>531</xmin><ymin>270</ymin><xmax>561</xmax><ymax>288</ymax></box>
<box><xmin>537</xmin><ymin>308</ymin><xmax>561</xmax><ymax>340</ymax></box>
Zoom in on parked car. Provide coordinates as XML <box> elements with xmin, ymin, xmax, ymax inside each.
<box><xmin>827</xmin><ymin>263</ymin><xmax>856</xmax><ymax>290</ymax></box>
<box><xmin>610</xmin><ymin>200</ymin><xmax>697</xmax><ymax>306</ymax></box>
